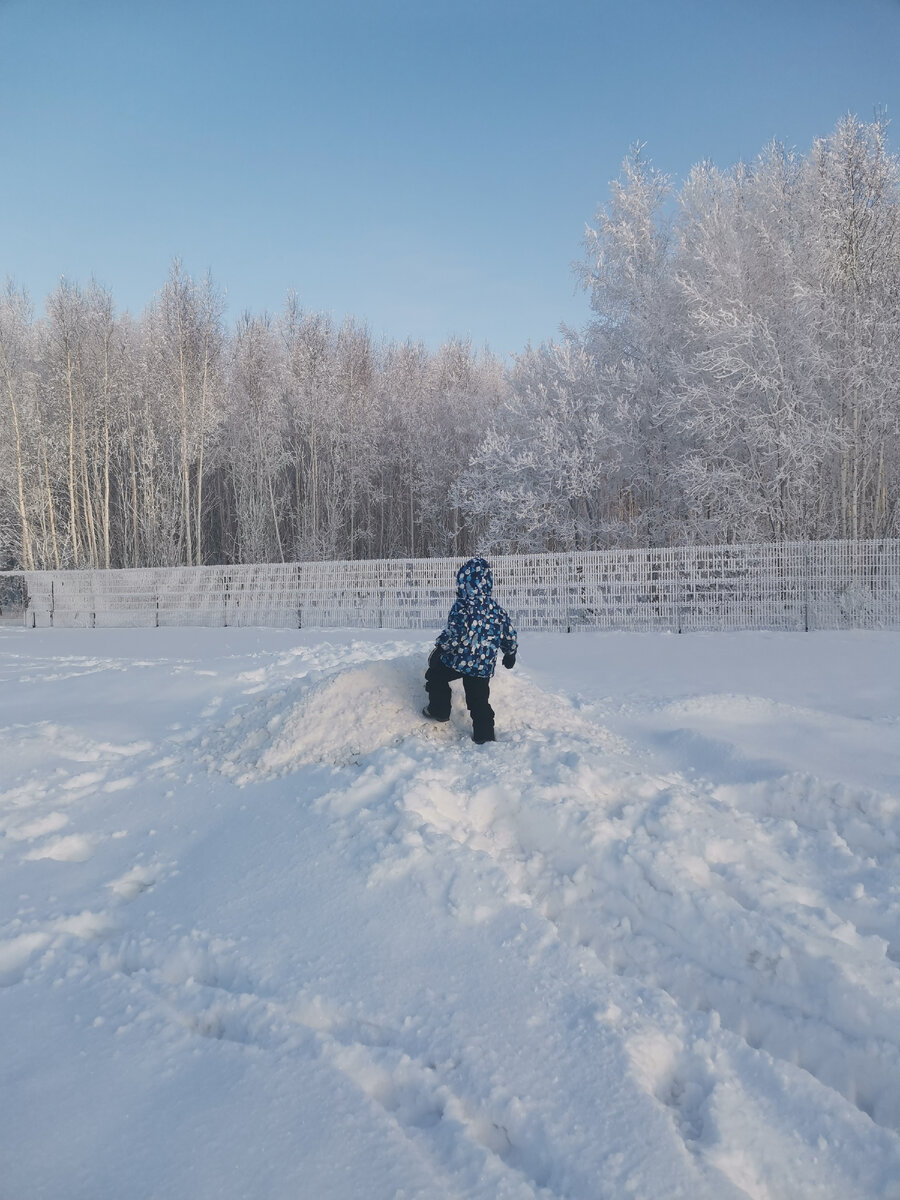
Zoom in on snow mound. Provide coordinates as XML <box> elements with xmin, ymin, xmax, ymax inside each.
<box><xmin>217</xmin><ymin>654</ymin><xmax>626</xmax><ymax>783</ymax></box>
<box><xmin>260</xmin><ymin>658</ymin><xmax>430</xmax><ymax>770</ymax></box>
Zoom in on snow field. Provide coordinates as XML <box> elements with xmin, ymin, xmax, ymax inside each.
<box><xmin>1</xmin><ymin>627</ymin><xmax>900</xmax><ymax>1198</ymax></box>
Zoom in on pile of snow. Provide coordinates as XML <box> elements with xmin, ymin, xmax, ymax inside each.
<box><xmin>1</xmin><ymin>625</ymin><xmax>900</xmax><ymax>1198</ymax></box>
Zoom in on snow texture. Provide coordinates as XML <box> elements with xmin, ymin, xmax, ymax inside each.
<box><xmin>1</xmin><ymin>625</ymin><xmax>900</xmax><ymax>1199</ymax></box>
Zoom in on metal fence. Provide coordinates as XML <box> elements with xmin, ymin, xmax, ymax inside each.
<box><xmin>2</xmin><ymin>540</ymin><xmax>898</xmax><ymax>633</ymax></box>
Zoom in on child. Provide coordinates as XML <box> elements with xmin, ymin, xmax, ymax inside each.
<box><xmin>423</xmin><ymin>557</ymin><xmax>518</xmax><ymax>744</ymax></box>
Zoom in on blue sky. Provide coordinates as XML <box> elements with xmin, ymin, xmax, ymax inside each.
<box><xmin>2</xmin><ymin>0</ymin><xmax>899</xmax><ymax>355</ymax></box>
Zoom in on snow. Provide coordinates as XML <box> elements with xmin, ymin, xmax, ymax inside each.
<box><xmin>2</xmin><ymin>625</ymin><xmax>900</xmax><ymax>1199</ymax></box>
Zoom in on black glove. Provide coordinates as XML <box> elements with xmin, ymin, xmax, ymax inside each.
<box><xmin>502</xmin><ymin>652</ymin><xmax>516</xmax><ymax>670</ymax></box>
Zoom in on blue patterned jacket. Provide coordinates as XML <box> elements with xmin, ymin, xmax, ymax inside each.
<box><xmin>437</xmin><ymin>558</ymin><xmax>518</xmax><ymax>679</ymax></box>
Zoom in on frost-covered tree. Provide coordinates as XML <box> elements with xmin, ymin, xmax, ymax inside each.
<box><xmin>806</xmin><ymin>115</ymin><xmax>900</xmax><ymax>539</ymax></box>
<box><xmin>575</xmin><ymin>147</ymin><xmax>691</xmax><ymax>543</ymax></box>
<box><xmin>460</xmin><ymin>338</ymin><xmax>624</xmax><ymax>552</ymax></box>
<box><xmin>0</xmin><ymin>284</ymin><xmax>38</xmax><ymax>570</ymax></box>
<box><xmin>675</xmin><ymin>147</ymin><xmax>836</xmax><ymax>540</ymax></box>
<box><xmin>143</xmin><ymin>262</ymin><xmax>224</xmax><ymax>565</ymax></box>
<box><xmin>410</xmin><ymin>337</ymin><xmax>502</xmax><ymax>558</ymax></box>
<box><xmin>218</xmin><ymin>312</ymin><xmax>288</xmax><ymax>563</ymax></box>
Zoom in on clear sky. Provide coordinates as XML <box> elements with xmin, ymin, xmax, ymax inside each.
<box><xmin>2</xmin><ymin>0</ymin><xmax>899</xmax><ymax>356</ymax></box>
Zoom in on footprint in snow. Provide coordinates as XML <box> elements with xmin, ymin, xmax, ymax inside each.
<box><xmin>107</xmin><ymin>865</ymin><xmax>157</xmax><ymax>901</ymax></box>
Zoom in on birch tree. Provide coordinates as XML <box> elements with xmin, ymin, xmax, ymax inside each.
<box><xmin>223</xmin><ymin>312</ymin><xmax>288</xmax><ymax>563</ymax></box>
<box><xmin>806</xmin><ymin>115</ymin><xmax>900</xmax><ymax>539</ymax></box>
<box><xmin>0</xmin><ymin>284</ymin><xmax>37</xmax><ymax>569</ymax></box>
<box><xmin>144</xmin><ymin>261</ymin><xmax>223</xmax><ymax>565</ymax></box>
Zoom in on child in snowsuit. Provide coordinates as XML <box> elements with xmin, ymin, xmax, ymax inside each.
<box><xmin>423</xmin><ymin>557</ymin><xmax>518</xmax><ymax>744</ymax></box>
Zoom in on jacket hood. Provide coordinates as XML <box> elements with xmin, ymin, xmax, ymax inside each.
<box><xmin>456</xmin><ymin>557</ymin><xmax>493</xmax><ymax>601</ymax></box>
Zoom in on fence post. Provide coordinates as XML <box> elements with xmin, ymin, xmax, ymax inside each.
<box><xmin>565</xmin><ymin>556</ymin><xmax>571</xmax><ymax>633</ymax></box>
<box><xmin>803</xmin><ymin>542</ymin><xmax>810</xmax><ymax>632</ymax></box>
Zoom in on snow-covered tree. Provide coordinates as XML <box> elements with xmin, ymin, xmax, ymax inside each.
<box><xmin>0</xmin><ymin>284</ymin><xmax>39</xmax><ymax>570</ymax></box>
<box><xmin>142</xmin><ymin>261</ymin><xmax>224</xmax><ymax>565</ymax></box>
<box><xmin>576</xmin><ymin>146</ymin><xmax>690</xmax><ymax>543</ymax></box>
<box><xmin>460</xmin><ymin>337</ymin><xmax>623</xmax><ymax>552</ymax></box>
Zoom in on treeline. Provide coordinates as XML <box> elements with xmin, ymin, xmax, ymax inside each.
<box><xmin>0</xmin><ymin>273</ymin><xmax>503</xmax><ymax>569</ymax></box>
<box><xmin>2</xmin><ymin>115</ymin><xmax>899</xmax><ymax>570</ymax></box>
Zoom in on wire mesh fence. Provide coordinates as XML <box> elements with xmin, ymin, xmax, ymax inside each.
<box><xmin>3</xmin><ymin>539</ymin><xmax>899</xmax><ymax>633</ymax></box>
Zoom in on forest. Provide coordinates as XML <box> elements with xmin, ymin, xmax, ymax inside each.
<box><xmin>2</xmin><ymin>115</ymin><xmax>898</xmax><ymax>571</ymax></box>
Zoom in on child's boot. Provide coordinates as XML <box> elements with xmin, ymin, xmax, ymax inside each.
<box><xmin>423</xmin><ymin>706</ymin><xmax>450</xmax><ymax>722</ymax></box>
<box><xmin>471</xmin><ymin>714</ymin><xmax>496</xmax><ymax>744</ymax></box>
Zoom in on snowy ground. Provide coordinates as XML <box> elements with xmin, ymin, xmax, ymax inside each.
<box><xmin>2</xmin><ymin>625</ymin><xmax>900</xmax><ymax>1200</ymax></box>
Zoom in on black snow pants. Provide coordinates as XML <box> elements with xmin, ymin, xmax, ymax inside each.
<box><xmin>425</xmin><ymin>647</ymin><xmax>495</xmax><ymax>741</ymax></box>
